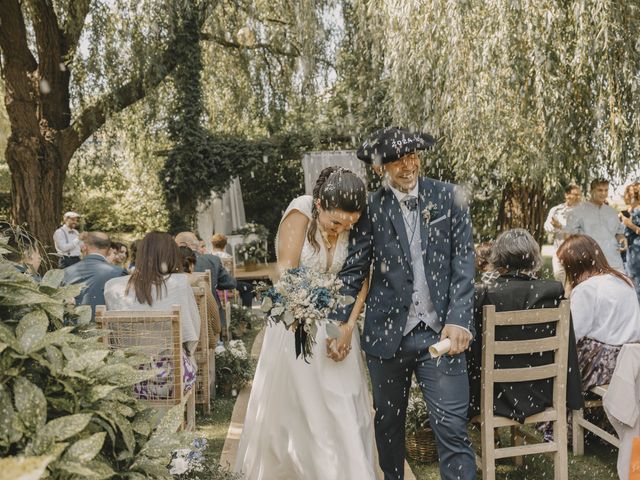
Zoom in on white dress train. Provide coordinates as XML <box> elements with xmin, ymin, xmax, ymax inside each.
<box><xmin>234</xmin><ymin>195</ymin><xmax>378</xmax><ymax>480</ymax></box>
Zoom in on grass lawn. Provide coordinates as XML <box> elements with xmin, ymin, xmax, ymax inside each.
<box><xmin>409</xmin><ymin>426</ymin><xmax>618</xmax><ymax>479</ymax></box>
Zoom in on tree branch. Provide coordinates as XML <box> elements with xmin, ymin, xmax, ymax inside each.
<box><xmin>0</xmin><ymin>0</ymin><xmax>39</xmax><ymax>134</ymax></box>
<box><xmin>201</xmin><ymin>33</ymin><xmax>299</xmax><ymax>58</ymax></box>
<box><xmin>62</xmin><ymin>0</ymin><xmax>92</xmax><ymax>57</ymax></box>
<box><xmin>0</xmin><ymin>0</ymin><xmax>38</xmax><ymax>70</ymax></box>
<box><xmin>59</xmin><ymin>46</ymin><xmax>179</xmax><ymax>163</ymax></box>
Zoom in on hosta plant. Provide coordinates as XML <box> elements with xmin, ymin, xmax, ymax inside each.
<box><xmin>0</xmin><ymin>259</ymin><xmax>190</xmax><ymax>479</ymax></box>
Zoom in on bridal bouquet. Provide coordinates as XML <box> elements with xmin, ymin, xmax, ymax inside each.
<box><xmin>259</xmin><ymin>267</ymin><xmax>354</xmax><ymax>361</ymax></box>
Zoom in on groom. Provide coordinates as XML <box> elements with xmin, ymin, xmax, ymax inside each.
<box><xmin>332</xmin><ymin>127</ymin><xmax>476</xmax><ymax>479</ymax></box>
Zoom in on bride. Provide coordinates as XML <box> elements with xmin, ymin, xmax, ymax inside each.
<box><xmin>234</xmin><ymin>166</ymin><xmax>378</xmax><ymax>479</ymax></box>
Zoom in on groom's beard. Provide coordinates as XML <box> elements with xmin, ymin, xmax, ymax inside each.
<box><xmin>383</xmin><ymin>173</ymin><xmax>418</xmax><ymax>193</ymax></box>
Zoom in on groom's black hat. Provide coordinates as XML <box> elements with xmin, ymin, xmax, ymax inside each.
<box><xmin>356</xmin><ymin>127</ymin><xmax>436</xmax><ymax>165</ymax></box>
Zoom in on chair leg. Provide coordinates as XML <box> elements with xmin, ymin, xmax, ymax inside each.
<box><xmin>572</xmin><ymin>410</ymin><xmax>584</xmax><ymax>456</ymax></box>
<box><xmin>510</xmin><ymin>426</ymin><xmax>524</xmax><ymax>467</ymax></box>
<box><xmin>209</xmin><ymin>350</ymin><xmax>216</xmax><ymax>400</ymax></box>
<box><xmin>554</xmin><ymin>416</ymin><xmax>569</xmax><ymax>480</ymax></box>
<box><xmin>186</xmin><ymin>390</ymin><xmax>196</xmax><ymax>431</ymax></box>
<box><xmin>482</xmin><ymin>422</ymin><xmax>496</xmax><ymax>480</ymax></box>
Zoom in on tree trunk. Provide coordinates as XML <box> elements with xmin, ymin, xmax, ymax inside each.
<box><xmin>497</xmin><ymin>181</ymin><xmax>548</xmax><ymax>245</ymax></box>
<box><xmin>5</xmin><ymin>134</ymin><xmax>67</xmax><ymax>248</ymax></box>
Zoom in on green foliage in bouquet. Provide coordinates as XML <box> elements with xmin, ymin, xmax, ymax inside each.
<box><xmin>214</xmin><ymin>340</ymin><xmax>253</xmax><ymax>397</ymax></box>
<box><xmin>235</xmin><ymin>241</ymin><xmax>267</xmax><ymax>264</ymax></box>
<box><xmin>0</xmin><ymin>259</ymin><xmax>191</xmax><ymax>479</ymax></box>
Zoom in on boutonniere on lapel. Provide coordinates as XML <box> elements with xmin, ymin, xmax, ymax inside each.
<box><xmin>422</xmin><ymin>202</ymin><xmax>438</xmax><ymax>224</ymax></box>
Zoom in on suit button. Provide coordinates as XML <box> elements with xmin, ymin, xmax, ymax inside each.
<box><xmin>408</xmin><ymin>279</ymin><xmax>413</xmax><ymax>284</ymax></box>
<box><xmin>403</xmin><ymin>306</ymin><xmax>409</xmax><ymax>311</ymax></box>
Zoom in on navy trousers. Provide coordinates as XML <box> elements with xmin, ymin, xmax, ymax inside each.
<box><xmin>366</xmin><ymin>324</ymin><xmax>477</xmax><ymax>480</ymax></box>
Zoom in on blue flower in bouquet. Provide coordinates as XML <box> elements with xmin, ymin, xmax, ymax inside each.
<box><xmin>262</xmin><ymin>286</ymin><xmax>284</xmax><ymax>305</ymax></box>
<box><xmin>311</xmin><ymin>287</ymin><xmax>332</xmax><ymax>309</ymax></box>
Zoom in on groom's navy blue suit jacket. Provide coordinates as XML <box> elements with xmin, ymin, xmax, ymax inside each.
<box><xmin>333</xmin><ymin>176</ymin><xmax>476</xmax><ymax>359</ymax></box>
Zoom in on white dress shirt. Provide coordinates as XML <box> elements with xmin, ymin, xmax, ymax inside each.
<box><xmin>566</xmin><ymin>201</ymin><xmax>625</xmax><ymax>270</ymax></box>
<box><xmin>544</xmin><ymin>203</ymin><xmax>574</xmax><ymax>249</ymax></box>
<box><xmin>570</xmin><ymin>274</ymin><xmax>640</xmax><ymax>345</ymax></box>
<box><xmin>53</xmin><ymin>224</ymin><xmax>82</xmax><ymax>256</ymax></box>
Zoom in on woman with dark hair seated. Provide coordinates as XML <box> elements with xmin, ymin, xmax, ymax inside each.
<box><xmin>104</xmin><ymin>232</ymin><xmax>198</xmax><ymax>395</ymax></box>
<box><xmin>467</xmin><ymin>228</ymin><xmax>583</xmax><ymax>423</ymax></box>
<box><xmin>557</xmin><ymin>234</ymin><xmax>640</xmax><ymax>390</ymax></box>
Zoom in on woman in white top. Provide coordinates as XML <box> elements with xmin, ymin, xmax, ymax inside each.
<box><xmin>104</xmin><ymin>232</ymin><xmax>199</xmax><ymax>395</ymax></box>
<box><xmin>557</xmin><ymin>234</ymin><xmax>640</xmax><ymax>390</ymax></box>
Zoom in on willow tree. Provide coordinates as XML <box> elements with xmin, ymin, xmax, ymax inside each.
<box><xmin>0</xmin><ymin>0</ymin><xmax>331</xmax><ymax>245</ymax></box>
<box><xmin>344</xmin><ymin>0</ymin><xmax>640</xmax><ymax>240</ymax></box>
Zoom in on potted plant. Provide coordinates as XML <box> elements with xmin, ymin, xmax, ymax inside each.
<box><xmin>405</xmin><ymin>382</ymin><xmax>438</xmax><ymax>463</ymax></box>
<box><xmin>232</xmin><ymin>222</ymin><xmax>269</xmax><ymax>243</ymax></box>
<box><xmin>229</xmin><ymin>304</ymin><xmax>259</xmax><ymax>338</ymax></box>
<box><xmin>236</xmin><ymin>240</ymin><xmax>267</xmax><ymax>271</ymax></box>
<box><xmin>214</xmin><ymin>340</ymin><xmax>254</xmax><ymax>397</ymax></box>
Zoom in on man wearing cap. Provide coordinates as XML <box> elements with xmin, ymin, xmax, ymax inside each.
<box><xmin>53</xmin><ymin>212</ymin><xmax>83</xmax><ymax>268</ymax></box>
<box><xmin>332</xmin><ymin>127</ymin><xmax>476</xmax><ymax>479</ymax></box>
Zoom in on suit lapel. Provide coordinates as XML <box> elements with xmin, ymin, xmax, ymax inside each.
<box><xmin>419</xmin><ymin>177</ymin><xmax>436</xmax><ymax>271</ymax></box>
<box><xmin>382</xmin><ymin>186</ymin><xmax>411</xmax><ymax>263</ymax></box>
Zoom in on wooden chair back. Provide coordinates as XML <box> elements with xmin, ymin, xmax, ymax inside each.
<box><xmin>479</xmin><ymin>300</ymin><xmax>571</xmax><ymax>480</ymax></box>
<box><xmin>191</xmin><ymin>285</ymin><xmax>211</xmax><ymax>413</ymax></box>
<box><xmin>95</xmin><ymin>305</ymin><xmax>195</xmax><ymax>430</ymax></box>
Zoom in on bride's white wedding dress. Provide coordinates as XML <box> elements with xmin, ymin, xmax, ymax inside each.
<box><xmin>234</xmin><ymin>195</ymin><xmax>378</xmax><ymax>480</ymax></box>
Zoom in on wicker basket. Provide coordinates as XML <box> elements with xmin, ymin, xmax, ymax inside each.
<box><xmin>406</xmin><ymin>423</ymin><xmax>439</xmax><ymax>463</ymax></box>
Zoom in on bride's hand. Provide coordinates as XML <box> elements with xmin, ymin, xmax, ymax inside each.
<box><xmin>326</xmin><ymin>323</ymin><xmax>353</xmax><ymax>362</ymax></box>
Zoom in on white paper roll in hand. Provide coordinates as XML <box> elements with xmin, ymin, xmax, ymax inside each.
<box><xmin>429</xmin><ymin>338</ymin><xmax>451</xmax><ymax>358</ymax></box>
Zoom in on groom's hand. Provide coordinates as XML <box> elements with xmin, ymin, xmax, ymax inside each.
<box><xmin>440</xmin><ymin>325</ymin><xmax>472</xmax><ymax>355</ymax></box>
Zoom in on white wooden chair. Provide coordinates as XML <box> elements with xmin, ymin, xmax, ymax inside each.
<box><xmin>572</xmin><ymin>384</ymin><xmax>620</xmax><ymax>454</ymax></box>
<box><xmin>95</xmin><ymin>305</ymin><xmax>196</xmax><ymax>431</ymax></box>
<box><xmin>477</xmin><ymin>300</ymin><xmax>571</xmax><ymax>480</ymax></box>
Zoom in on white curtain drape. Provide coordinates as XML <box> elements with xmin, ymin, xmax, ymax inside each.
<box><xmin>196</xmin><ymin>177</ymin><xmax>246</xmax><ymax>251</ymax></box>
<box><xmin>301</xmin><ymin>150</ymin><xmax>366</xmax><ymax>195</ymax></box>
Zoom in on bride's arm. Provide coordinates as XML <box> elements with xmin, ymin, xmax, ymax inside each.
<box><xmin>275</xmin><ymin>210</ymin><xmax>309</xmax><ymax>280</ymax></box>
<box><xmin>328</xmin><ymin>276</ymin><xmax>369</xmax><ymax>361</ymax></box>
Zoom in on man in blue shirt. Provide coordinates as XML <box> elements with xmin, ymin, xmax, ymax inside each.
<box><xmin>63</xmin><ymin>232</ymin><xmax>127</xmax><ymax>317</ymax></box>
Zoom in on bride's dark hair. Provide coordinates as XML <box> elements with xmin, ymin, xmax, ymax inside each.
<box><xmin>307</xmin><ymin>166</ymin><xmax>367</xmax><ymax>252</ymax></box>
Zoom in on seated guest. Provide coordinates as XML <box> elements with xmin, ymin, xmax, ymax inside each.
<box><xmin>467</xmin><ymin>228</ymin><xmax>583</xmax><ymax>422</ymax></box>
<box><xmin>211</xmin><ymin>232</ymin><xmax>254</xmax><ymax>308</ymax></box>
<box><xmin>474</xmin><ymin>241</ymin><xmax>497</xmax><ymax>283</ymax></box>
<box><xmin>103</xmin><ymin>232</ymin><xmax>198</xmax><ymax>393</ymax></box>
<box><xmin>211</xmin><ymin>233</ymin><xmax>233</xmax><ymax>271</ymax></box>
<box><xmin>557</xmin><ymin>234</ymin><xmax>640</xmax><ymax>390</ymax></box>
<box><xmin>64</xmin><ymin>232</ymin><xmax>126</xmax><ymax>317</ymax></box>
<box><xmin>179</xmin><ymin>246</ymin><xmax>222</xmax><ymax>347</ymax></box>
<box><xmin>128</xmin><ymin>239</ymin><xmax>140</xmax><ymax>272</ymax></box>
<box><xmin>175</xmin><ymin>231</ymin><xmax>236</xmax><ymax>329</ymax></box>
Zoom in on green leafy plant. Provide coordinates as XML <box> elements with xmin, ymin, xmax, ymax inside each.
<box><xmin>235</xmin><ymin>241</ymin><xmax>267</xmax><ymax>265</ymax></box>
<box><xmin>405</xmin><ymin>383</ymin><xmax>429</xmax><ymax>435</ymax></box>
<box><xmin>214</xmin><ymin>340</ymin><xmax>253</xmax><ymax>397</ymax></box>
<box><xmin>0</xmin><ymin>258</ymin><xmax>191</xmax><ymax>479</ymax></box>
<box><xmin>229</xmin><ymin>305</ymin><xmax>258</xmax><ymax>339</ymax></box>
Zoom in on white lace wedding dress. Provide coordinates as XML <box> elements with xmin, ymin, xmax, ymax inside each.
<box><xmin>234</xmin><ymin>195</ymin><xmax>378</xmax><ymax>480</ymax></box>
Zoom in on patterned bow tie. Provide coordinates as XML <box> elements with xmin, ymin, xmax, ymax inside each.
<box><xmin>402</xmin><ymin>196</ymin><xmax>418</xmax><ymax>211</ymax></box>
